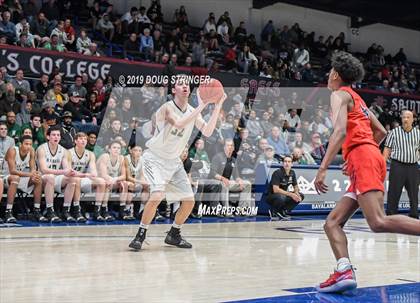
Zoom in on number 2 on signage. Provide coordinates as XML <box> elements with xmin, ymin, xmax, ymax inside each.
<box><xmin>332</xmin><ymin>180</ymin><xmax>341</xmax><ymax>192</ymax></box>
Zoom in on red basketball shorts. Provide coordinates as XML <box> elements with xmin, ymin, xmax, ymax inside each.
<box><xmin>345</xmin><ymin>144</ymin><xmax>387</xmax><ymax>198</ymax></box>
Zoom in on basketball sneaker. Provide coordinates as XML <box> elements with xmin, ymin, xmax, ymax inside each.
<box><xmin>45</xmin><ymin>207</ymin><xmax>62</xmax><ymax>223</ymax></box>
<box><xmin>164</xmin><ymin>227</ymin><xmax>192</xmax><ymax>248</ymax></box>
<box><xmin>316</xmin><ymin>267</ymin><xmax>357</xmax><ymax>293</ymax></box>
<box><xmin>33</xmin><ymin>208</ymin><xmax>48</xmax><ymax>223</ymax></box>
<box><xmin>101</xmin><ymin>208</ymin><xmax>115</xmax><ymax>222</ymax></box>
<box><xmin>119</xmin><ymin>206</ymin><xmax>135</xmax><ymax>221</ymax></box>
<box><xmin>129</xmin><ymin>227</ymin><xmax>147</xmax><ymax>250</ymax></box>
<box><xmin>62</xmin><ymin>207</ymin><xmax>76</xmax><ymax>223</ymax></box>
<box><xmin>4</xmin><ymin>210</ymin><xmax>17</xmax><ymax>223</ymax></box>
<box><xmin>93</xmin><ymin>206</ymin><xmax>105</xmax><ymax>222</ymax></box>
<box><xmin>72</xmin><ymin>206</ymin><xmax>87</xmax><ymax>223</ymax></box>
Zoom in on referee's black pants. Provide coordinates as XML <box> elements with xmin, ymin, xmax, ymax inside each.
<box><xmin>386</xmin><ymin>160</ymin><xmax>419</xmax><ymax>219</ymax></box>
<box><xmin>266</xmin><ymin>193</ymin><xmax>305</xmax><ymax>214</ymax></box>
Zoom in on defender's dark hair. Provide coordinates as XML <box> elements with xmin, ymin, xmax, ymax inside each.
<box><xmin>331</xmin><ymin>51</ymin><xmax>365</xmax><ymax>84</ymax></box>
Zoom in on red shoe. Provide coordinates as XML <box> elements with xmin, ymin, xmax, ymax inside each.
<box><xmin>316</xmin><ymin>268</ymin><xmax>357</xmax><ymax>293</ymax></box>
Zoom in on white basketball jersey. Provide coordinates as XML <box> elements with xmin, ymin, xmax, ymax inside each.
<box><xmin>126</xmin><ymin>154</ymin><xmax>142</xmax><ymax>179</ymax></box>
<box><xmin>146</xmin><ymin>101</ymin><xmax>196</xmax><ymax>159</ymax></box>
<box><xmin>39</xmin><ymin>143</ymin><xmax>65</xmax><ymax>170</ymax></box>
<box><xmin>70</xmin><ymin>148</ymin><xmax>90</xmax><ymax>173</ymax></box>
<box><xmin>107</xmin><ymin>155</ymin><xmax>122</xmax><ymax>177</ymax></box>
<box><xmin>15</xmin><ymin>146</ymin><xmax>31</xmax><ymax>172</ymax></box>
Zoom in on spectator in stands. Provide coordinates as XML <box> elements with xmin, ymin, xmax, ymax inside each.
<box><xmin>43</xmin><ymin>34</ymin><xmax>65</xmax><ymax>52</ymax></box>
<box><xmin>0</xmin><ymin>11</ymin><xmax>16</xmax><ymax>43</ymax></box>
<box><xmin>140</xmin><ymin>28</ymin><xmax>154</xmax><ymax>61</ymax></box>
<box><xmin>261</xmin><ymin>20</ymin><xmax>274</xmax><ymax>43</ymax></box>
<box><xmin>23</xmin><ymin>0</ymin><xmax>39</xmax><ymax>22</ymax></box>
<box><xmin>68</xmin><ymin>75</ymin><xmax>87</xmax><ymax>102</ymax></box>
<box><xmin>44</xmin><ymin>82</ymin><xmax>68</xmax><ymax>110</ymax></box>
<box><xmin>234</xmin><ymin>21</ymin><xmax>247</xmax><ymax>44</ymax></box>
<box><xmin>312</xmin><ymin>35</ymin><xmax>328</xmax><ymax>57</ymax></box>
<box><xmin>41</xmin><ymin>0</ymin><xmax>60</xmax><ymax>24</ymax></box>
<box><xmin>285</xmin><ymin>109</ymin><xmax>301</xmax><ymax>131</ymax></box>
<box><xmin>203</xmin><ymin>16</ymin><xmax>216</xmax><ymax>34</ymax></box>
<box><xmin>208</xmin><ymin>139</ymin><xmax>253</xmax><ymax>215</ymax></box>
<box><xmin>0</xmin><ymin>121</ymin><xmax>15</xmax><ymax>167</ymax></box>
<box><xmin>260</xmin><ymin>111</ymin><xmax>274</xmax><ymax>136</ymax></box>
<box><xmin>292</xmin><ymin>44</ymin><xmax>310</xmax><ymax>72</ymax></box>
<box><xmin>217</xmin><ymin>11</ymin><xmax>233</xmax><ymax>34</ymax></box>
<box><xmin>236</xmin><ymin>133</ymin><xmax>257</xmax><ymax>176</ymax></box>
<box><xmin>237</xmin><ymin>45</ymin><xmax>257</xmax><ymax>74</ymax></box>
<box><xmin>89</xmin><ymin>1</ymin><xmax>101</xmax><ymax>30</ymax></box>
<box><xmin>292</xmin><ymin>146</ymin><xmax>316</xmax><ymax>165</ymax></box>
<box><xmin>64</xmin><ymin>18</ymin><xmax>76</xmax><ymax>50</ymax></box>
<box><xmin>217</xmin><ymin>21</ymin><xmax>230</xmax><ymax>44</ymax></box>
<box><xmin>120</xmin><ymin>6</ymin><xmax>137</xmax><ymax>34</ymax></box>
<box><xmin>86</xmin><ymin>131</ymin><xmax>104</xmax><ymax>159</ymax></box>
<box><xmin>0</xmin><ymin>83</ymin><xmax>20</xmax><ymax>116</ymax></box>
<box><xmin>35</xmin><ymin>74</ymin><xmax>49</xmax><ymax>100</ymax></box>
<box><xmin>76</xmin><ymin>28</ymin><xmax>91</xmax><ymax>54</ymax></box>
<box><xmin>97</xmin><ymin>13</ymin><xmax>114</xmax><ymax>42</ymax></box>
<box><xmin>84</xmin><ymin>42</ymin><xmax>100</xmax><ymax>56</ymax></box>
<box><xmin>50</xmin><ymin>20</ymin><xmax>68</xmax><ymax>45</ymax></box>
<box><xmin>301</xmin><ymin>63</ymin><xmax>316</xmax><ymax>82</ymax></box>
<box><xmin>247</xmin><ymin>110</ymin><xmax>264</xmax><ymax>140</ymax></box>
<box><xmin>63</xmin><ymin>91</ymin><xmax>95</xmax><ymax>126</ymax></box>
<box><xmin>138</xmin><ymin>6</ymin><xmax>151</xmax><ymax>29</ymax></box>
<box><xmin>394</xmin><ymin>48</ymin><xmax>407</xmax><ymax>64</ymax></box>
<box><xmin>268</xmin><ymin>126</ymin><xmax>289</xmax><ymax>158</ymax></box>
<box><xmin>11</xmin><ymin>69</ymin><xmax>30</xmax><ymax>101</ymax></box>
<box><xmin>59</xmin><ymin>111</ymin><xmax>76</xmax><ymax>149</ymax></box>
<box><xmin>16</xmin><ymin>99</ymin><xmax>32</xmax><ymax>126</ymax></box>
<box><xmin>6</xmin><ymin>111</ymin><xmax>20</xmax><ymax>143</ymax></box>
<box><xmin>390</xmin><ymin>82</ymin><xmax>400</xmax><ymax>94</ymax></box>
<box><xmin>309</xmin><ymin>132</ymin><xmax>326</xmax><ymax>164</ymax></box>
<box><xmin>255</xmin><ymin>144</ymin><xmax>281</xmax><ymax>175</ymax></box>
<box><xmin>189</xmin><ymin>138</ymin><xmax>211</xmax><ymax>176</ymax></box>
<box><xmin>91</xmin><ymin>78</ymin><xmax>106</xmax><ymax>108</ymax></box>
<box><xmin>192</xmin><ymin>39</ymin><xmax>213</xmax><ymax>69</ymax></box>
<box><xmin>22</xmin><ymin>114</ymin><xmax>47</xmax><ymax>149</ymax></box>
<box><xmin>289</xmin><ymin>132</ymin><xmax>311</xmax><ymax>154</ymax></box>
<box><xmin>16</xmin><ymin>32</ymin><xmax>33</xmax><ymax>48</ymax></box>
<box><xmin>123</xmin><ymin>32</ymin><xmax>139</xmax><ymax>59</ymax></box>
<box><xmin>266</xmin><ymin>155</ymin><xmax>304</xmax><ymax>220</ymax></box>
<box><xmin>31</xmin><ymin>12</ymin><xmax>50</xmax><ymax>40</ymax></box>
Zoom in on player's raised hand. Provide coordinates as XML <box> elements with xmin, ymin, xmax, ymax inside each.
<box><xmin>314</xmin><ymin>169</ymin><xmax>328</xmax><ymax>194</ymax></box>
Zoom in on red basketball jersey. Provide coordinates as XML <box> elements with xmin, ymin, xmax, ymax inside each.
<box><xmin>339</xmin><ymin>86</ymin><xmax>378</xmax><ymax>160</ymax></box>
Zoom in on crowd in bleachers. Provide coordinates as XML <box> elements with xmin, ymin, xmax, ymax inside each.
<box><xmin>0</xmin><ymin>0</ymin><xmax>419</xmax><ymax>95</ymax></box>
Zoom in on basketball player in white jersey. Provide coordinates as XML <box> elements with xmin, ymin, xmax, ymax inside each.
<box><xmin>37</xmin><ymin>125</ymin><xmax>78</xmax><ymax>223</ymax></box>
<box><xmin>3</xmin><ymin>136</ymin><xmax>43</xmax><ymax>223</ymax></box>
<box><xmin>68</xmin><ymin>132</ymin><xmax>107</xmax><ymax>223</ymax></box>
<box><xmin>129</xmin><ymin>76</ymin><xmax>226</xmax><ymax>250</ymax></box>
<box><xmin>124</xmin><ymin>145</ymin><xmax>149</xmax><ymax>220</ymax></box>
<box><xmin>97</xmin><ymin>140</ymin><xmax>130</xmax><ymax>222</ymax></box>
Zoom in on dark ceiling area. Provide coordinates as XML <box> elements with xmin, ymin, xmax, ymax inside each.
<box><xmin>253</xmin><ymin>0</ymin><xmax>420</xmax><ymax>31</ymax></box>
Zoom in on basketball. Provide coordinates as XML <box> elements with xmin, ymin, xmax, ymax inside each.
<box><xmin>198</xmin><ymin>78</ymin><xmax>225</xmax><ymax>104</ymax></box>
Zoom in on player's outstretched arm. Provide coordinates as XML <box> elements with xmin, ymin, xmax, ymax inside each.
<box><xmin>195</xmin><ymin>93</ymin><xmax>226</xmax><ymax>137</ymax></box>
<box><xmin>166</xmin><ymin>100</ymin><xmax>208</xmax><ymax>130</ymax></box>
<box><xmin>319</xmin><ymin>91</ymin><xmax>349</xmax><ymax>171</ymax></box>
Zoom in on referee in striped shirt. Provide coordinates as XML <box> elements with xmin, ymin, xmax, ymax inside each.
<box><xmin>383</xmin><ymin>110</ymin><xmax>420</xmax><ymax>219</ymax></box>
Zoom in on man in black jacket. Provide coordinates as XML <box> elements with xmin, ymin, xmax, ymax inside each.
<box><xmin>59</xmin><ymin>111</ymin><xmax>77</xmax><ymax>149</ymax></box>
<box><xmin>266</xmin><ymin>155</ymin><xmax>304</xmax><ymax>220</ymax></box>
<box><xmin>64</xmin><ymin>91</ymin><xmax>98</xmax><ymax>133</ymax></box>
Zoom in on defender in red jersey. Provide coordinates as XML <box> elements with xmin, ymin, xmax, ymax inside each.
<box><xmin>314</xmin><ymin>52</ymin><xmax>420</xmax><ymax>293</ymax></box>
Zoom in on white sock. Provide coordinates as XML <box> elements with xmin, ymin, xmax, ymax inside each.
<box><xmin>139</xmin><ymin>223</ymin><xmax>149</xmax><ymax>229</ymax></box>
<box><xmin>139</xmin><ymin>204</ymin><xmax>145</xmax><ymax>213</ymax></box>
<box><xmin>34</xmin><ymin>203</ymin><xmax>40</xmax><ymax>209</ymax></box>
<box><xmin>63</xmin><ymin>202</ymin><xmax>71</xmax><ymax>208</ymax></box>
<box><xmin>172</xmin><ymin>223</ymin><xmax>182</xmax><ymax>229</ymax></box>
<box><xmin>46</xmin><ymin>202</ymin><xmax>53</xmax><ymax>208</ymax></box>
<box><xmin>336</xmin><ymin>257</ymin><xmax>351</xmax><ymax>272</ymax></box>
<box><xmin>73</xmin><ymin>201</ymin><xmax>80</xmax><ymax>207</ymax></box>
<box><xmin>6</xmin><ymin>203</ymin><xmax>13</xmax><ymax>210</ymax></box>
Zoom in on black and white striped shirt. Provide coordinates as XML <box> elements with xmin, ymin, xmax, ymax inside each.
<box><xmin>385</xmin><ymin>126</ymin><xmax>420</xmax><ymax>164</ymax></box>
